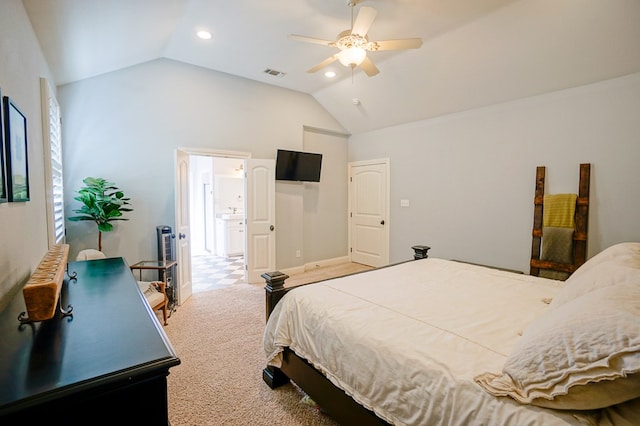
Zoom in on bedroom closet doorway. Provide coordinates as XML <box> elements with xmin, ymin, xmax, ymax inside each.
<box><xmin>348</xmin><ymin>159</ymin><xmax>390</xmax><ymax>267</ymax></box>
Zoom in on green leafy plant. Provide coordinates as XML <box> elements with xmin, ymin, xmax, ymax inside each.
<box><xmin>68</xmin><ymin>177</ymin><xmax>133</xmax><ymax>251</ymax></box>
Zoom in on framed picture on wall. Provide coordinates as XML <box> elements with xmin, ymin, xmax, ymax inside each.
<box><xmin>0</xmin><ymin>88</ymin><xmax>6</xmax><ymax>203</ymax></box>
<box><xmin>3</xmin><ymin>96</ymin><xmax>30</xmax><ymax>202</ymax></box>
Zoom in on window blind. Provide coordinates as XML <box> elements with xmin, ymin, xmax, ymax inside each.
<box><xmin>41</xmin><ymin>78</ymin><xmax>65</xmax><ymax>245</ymax></box>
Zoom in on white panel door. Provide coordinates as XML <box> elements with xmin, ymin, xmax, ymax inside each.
<box><xmin>245</xmin><ymin>159</ymin><xmax>276</xmax><ymax>283</ymax></box>
<box><xmin>349</xmin><ymin>160</ymin><xmax>389</xmax><ymax>267</ymax></box>
<box><xmin>175</xmin><ymin>149</ymin><xmax>193</xmax><ymax>305</ymax></box>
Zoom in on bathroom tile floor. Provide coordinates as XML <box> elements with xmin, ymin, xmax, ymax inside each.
<box><xmin>191</xmin><ymin>252</ymin><xmax>246</xmax><ymax>293</ymax></box>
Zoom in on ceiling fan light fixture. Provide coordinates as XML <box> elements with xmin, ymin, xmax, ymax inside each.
<box><xmin>338</xmin><ymin>47</ymin><xmax>366</xmax><ymax>67</ymax></box>
<box><xmin>292</xmin><ymin>3</ymin><xmax>421</xmax><ymax>77</ymax></box>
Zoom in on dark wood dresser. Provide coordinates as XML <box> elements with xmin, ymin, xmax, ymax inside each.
<box><xmin>0</xmin><ymin>257</ymin><xmax>181</xmax><ymax>424</ymax></box>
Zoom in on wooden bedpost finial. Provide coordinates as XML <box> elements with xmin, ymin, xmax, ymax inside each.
<box><xmin>412</xmin><ymin>245</ymin><xmax>431</xmax><ymax>260</ymax></box>
<box><xmin>262</xmin><ymin>271</ymin><xmax>289</xmax><ymax>291</ymax></box>
<box><xmin>263</xmin><ymin>271</ymin><xmax>290</xmax><ymax>323</ymax></box>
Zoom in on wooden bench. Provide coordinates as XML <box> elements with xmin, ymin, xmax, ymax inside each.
<box><xmin>18</xmin><ymin>243</ymin><xmax>73</xmax><ymax>323</ymax></box>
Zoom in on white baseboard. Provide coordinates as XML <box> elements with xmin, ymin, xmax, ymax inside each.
<box><xmin>279</xmin><ymin>265</ymin><xmax>305</xmax><ymax>276</ymax></box>
<box><xmin>304</xmin><ymin>255</ymin><xmax>350</xmax><ymax>271</ymax></box>
<box><xmin>279</xmin><ymin>255</ymin><xmax>351</xmax><ymax>277</ymax></box>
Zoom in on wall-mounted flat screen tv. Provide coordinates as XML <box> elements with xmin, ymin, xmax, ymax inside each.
<box><xmin>275</xmin><ymin>149</ymin><xmax>323</xmax><ymax>182</ymax></box>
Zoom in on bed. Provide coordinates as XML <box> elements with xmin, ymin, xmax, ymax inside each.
<box><xmin>262</xmin><ymin>243</ymin><xmax>640</xmax><ymax>425</ymax></box>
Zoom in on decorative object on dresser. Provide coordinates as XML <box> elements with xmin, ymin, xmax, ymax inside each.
<box><xmin>18</xmin><ymin>243</ymin><xmax>74</xmax><ymax>324</ymax></box>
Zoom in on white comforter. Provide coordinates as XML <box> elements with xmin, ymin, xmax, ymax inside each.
<box><xmin>263</xmin><ymin>258</ymin><xmax>610</xmax><ymax>425</ymax></box>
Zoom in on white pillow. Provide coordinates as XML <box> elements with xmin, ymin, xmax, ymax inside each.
<box><xmin>549</xmin><ymin>242</ymin><xmax>640</xmax><ymax>308</ymax></box>
<box><xmin>569</xmin><ymin>242</ymin><xmax>640</xmax><ymax>279</ymax></box>
<box><xmin>475</xmin><ymin>282</ymin><xmax>640</xmax><ymax>410</ymax></box>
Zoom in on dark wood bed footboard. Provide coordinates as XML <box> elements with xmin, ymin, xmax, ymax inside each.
<box><xmin>273</xmin><ymin>348</ymin><xmax>389</xmax><ymax>425</ymax></box>
<box><xmin>261</xmin><ymin>245</ymin><xmax>430</xmax><ymax>424</ymax></box>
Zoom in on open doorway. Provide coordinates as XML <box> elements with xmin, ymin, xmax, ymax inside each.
<box><xmin>190</xmin><ymin>155</ymin><xmax>247</xmax><ymax>293</ymax></box>
<box><xmin>175</xmin><ymin>148</ymin><xmax>276</xmax><ymax>303</ymax></box>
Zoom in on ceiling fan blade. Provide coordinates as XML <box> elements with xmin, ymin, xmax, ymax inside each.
<box><xmin>351</xmin><ymin>6</ymin><xmax>377</xmax><ymax>36</ymax></box>
<box><xmin>373</xmin><ymin>38</ymin><xmax>423</xmax><ymax>51</ymax></box>
<box><xmin>359</xmin><ymin>56</ymin><xmax>379</xmax><ymax>77</ymax></box>
<box><xmin>289</xmin><ymin>34</ymin><xmax>333</xmax><ymax>46</ymax></box>
<box><xmin>307</xmin><ymin>54</ymin><xmax>339</xmax><ymax>73</ymax></box>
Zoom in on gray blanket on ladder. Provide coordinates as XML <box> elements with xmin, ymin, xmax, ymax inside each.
<box><xmin>539</xmin><ymin>226</ymin><xmax>574</xmax><ymax>280</ymax></box>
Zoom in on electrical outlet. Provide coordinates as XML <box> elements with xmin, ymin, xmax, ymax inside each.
<box><xmin>296</xmin><ymin>250</ymin><xmax>301</xmax><ymax>258</ymax></box>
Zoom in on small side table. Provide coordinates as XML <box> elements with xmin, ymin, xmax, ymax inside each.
<box><xmin>130</xmin><ymin>260</ymin><xmax>178</xmax><ymax>316</ymax></box>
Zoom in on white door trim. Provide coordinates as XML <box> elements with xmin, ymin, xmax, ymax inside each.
<box><xmin>175</xmin><ymin>149</ymin><xmax>193</xmax><ymax>305</ymax></box>
<box><xmin>177</xmin><ymin>147</ymin><xmax>252</xmax><ymax>160</ymax></box>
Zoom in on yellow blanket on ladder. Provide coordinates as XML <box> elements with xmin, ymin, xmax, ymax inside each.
<box><xmin>543</xmin><ymin>193</ymin><xmax>577</xmax><ymax>228</ymax></box>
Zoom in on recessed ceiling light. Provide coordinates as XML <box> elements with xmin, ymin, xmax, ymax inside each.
<box><xmin>197</xmin><ymin>30</ymin><xmax>212</xmax><ymax>40</ymax></box>
<box><xmin>324</xmin><ymin>71</ymin><xmax>336</xmax><ymax>78</ymax></box>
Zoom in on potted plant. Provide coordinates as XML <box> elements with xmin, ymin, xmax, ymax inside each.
<box><xmin>68</xmin><ymin>177</ymin><xmax>133</xmax><ymax>251</ymax></box>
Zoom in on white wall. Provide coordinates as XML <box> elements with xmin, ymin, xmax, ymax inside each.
<box><xmin>58</xmin><ymin>58</ymin><xmax>348</xmax><ymax>268</ymax></box>
<box><xmin>303</xmin><ymin>129</ymin><xmax>348</xmax><ymax>264</ymax></box>
<box><xmin>349</xmin><ymin>73</ymin><xmax>640</xmax><ymax>271</ymax></box>
<box><xmin>274</xmin><ymin>129</ymin><xmax>349</xmax><ymax>270</ymax></box>
<box><xmin>0</xmin><ymin>0</ymin><xmax>56</xmax><ymax>305</ymax></box>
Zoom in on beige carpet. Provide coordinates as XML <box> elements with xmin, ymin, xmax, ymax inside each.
<box><xmin>164</xmin><ymin>262</ymin><xmax>372</xmax><ymax>425</ymax></box>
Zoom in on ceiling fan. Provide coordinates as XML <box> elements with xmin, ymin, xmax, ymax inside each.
<box><xmin>290</xmin><ymin>1</ymin><xmax>423</xmax><ymax>77</ymax></box>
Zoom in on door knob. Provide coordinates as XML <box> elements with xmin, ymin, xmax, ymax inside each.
<box><xmin>380</xmin><ymin>220</ymin><xmax>385</xmax><ymax>225</ymax></box>
<box><xmin>270</xmin><ymin>225</ymin><xmax>275</xmax><ymax>231</ymax></box>
<box><xmin>179</xmin><ymin>233</ymin><xmax>186</xmax><ymax>239</ymax></box>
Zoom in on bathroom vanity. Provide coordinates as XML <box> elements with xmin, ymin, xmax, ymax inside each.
<box><xmin>216</xmin><ymin>213</ymin><xmax>245</xmax><ymax>257</ymax></box>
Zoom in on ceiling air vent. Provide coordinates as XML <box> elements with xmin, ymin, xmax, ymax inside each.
<box><xmin>264</xmin><ymin>68</ymin><xmax>286</xmax><ymax>78</ymax></box>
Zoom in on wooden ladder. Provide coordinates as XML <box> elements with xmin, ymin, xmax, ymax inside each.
<box><xmin>530</xmin><ymin>163</ymin><xmax>590</xmax><ymax>277</ymax></box>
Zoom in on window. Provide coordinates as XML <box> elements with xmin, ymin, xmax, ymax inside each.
<box><xmin>41</xmin><ymin>78</ymin><xmax>65</xmax><ymax>245</ymax></box>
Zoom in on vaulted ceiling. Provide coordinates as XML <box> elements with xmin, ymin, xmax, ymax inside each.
<box><xmin>22</xmin><ymin>0</ymin><xmax>640</xmax><ymax>134</ymax></box>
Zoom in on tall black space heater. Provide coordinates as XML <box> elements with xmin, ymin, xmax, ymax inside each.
<box><xmin>156</xmin><ymin>225</ymin><xmax>176</xmax><ymax>310</ymax></box>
